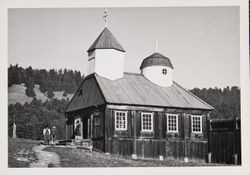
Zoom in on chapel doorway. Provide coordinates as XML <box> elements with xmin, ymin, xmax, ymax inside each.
<box><xmin>82</xmin><ymin>116</ymin><xmax>88</xmax><ymax>139</ymax></box>
<box><xmin>74</xmin><ymin>116</ymin><xmax>83</xmax><ymax>141</ymax></box>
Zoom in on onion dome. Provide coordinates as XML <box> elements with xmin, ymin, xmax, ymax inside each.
<box><xmin>140</xmin><ymin>52</ymin><xmax>173</xmax><ymax>70</ymax></box>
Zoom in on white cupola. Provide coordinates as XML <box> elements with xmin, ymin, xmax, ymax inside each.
<box><xmin>87</xmin><ymin>27</ymin><xmax>126</xmax><ymax>80</ymax></box>
<box><xmin>140</xmin><ymin>52</ymin><xmax>174</xmax><ymax>87</ymax></box>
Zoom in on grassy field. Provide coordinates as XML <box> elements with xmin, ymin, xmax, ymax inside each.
<box><xmin>44</xmin><ymin>147</ymin><xmax>213</xmax><ymax>167</ymax></box>
<box><xmin>9</xmin><ymin>138</ymin><xmax>221</xmax><ymax>167</ymax></box>
<box><xmin>8</xmin><ymin>138</ymin><xmax>39</xmax><ymax>167</ymax></box>
<box><xmin>8</xmin><ymin>84</ymin><xmax>73</xmax><ymax>105</ymax></box>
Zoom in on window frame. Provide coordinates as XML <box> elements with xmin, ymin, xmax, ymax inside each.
<box><xmin>162</xmin><ymin>68</ymin><xmax>167</xmax><ymax>75</ymax></box>
<box><xmin>114</xmin><ymin>110</ymin><xmax>128</xmax><ymax>131</ymax></box>
<box><xmin>166</xmin><ymin>113</ymin><xmax>179</xmax><ymax>133</ymax></box>
<box><xmin>191</xmin><ymin>115</ymin><xmax>203</xmax><ymax>134</ymax></box>
<box><xmin>141</xmin><ymin>112</ymin><xmax>154</xmax><ymax>132</ymax></box>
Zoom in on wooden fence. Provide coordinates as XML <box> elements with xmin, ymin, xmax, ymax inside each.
<box><xmin>208</xmin><ymin>117</ymin><xmax>241</xmax><ymax>165</ymax></box>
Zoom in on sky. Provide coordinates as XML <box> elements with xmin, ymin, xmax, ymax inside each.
<box><xmin>8</xmin><ymin>7</ymin><xmax>240</xmax><ymax>89</ymax></box>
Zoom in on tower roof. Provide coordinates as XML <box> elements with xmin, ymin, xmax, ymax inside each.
<box><xmin>140</xmin><ymin>52</ymin><xmax>174</xmax><ymax>69</ymax></box>
<box><xmin>87</xmin><ymin>27</ymin><xmax>125</xmax><ymax>52</ymax></box>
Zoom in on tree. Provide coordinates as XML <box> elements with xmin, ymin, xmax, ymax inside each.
<box><xmin>25</xmin><ymin>76</ymin><xmax>35</xmax><ymax>97</ymax></box>
<box><xmin>47</xmin><ymin>89</ymin><xmax>54</xmax><ymax>98</ymax></box>
<box><xmin>190</xmin><ymin>86</ymin><xmax>240</xmax><ymax>119</ymax></box>
<box><xmin>63</xmin><ymin>91</ymin><xmax>67</xmax><ymax>97</ymax></box>
<box><xmin>8</xmin><ymin>64</ymin><xmax>21</xmax><ymax>86</ymax></box>
<box><xmin>25</xmin><ymin>66</ymin><xmax>34</xmax><ymax>78</ymax></box>
<box><xmin>39</xmin><ymin>80</ymin><xmax>48</xmax><ymax>93</ymax></box>
<box><xmin>25</xmin><ymin>87</ymin><xmax>36</xmax><ymax>97</ymax></box>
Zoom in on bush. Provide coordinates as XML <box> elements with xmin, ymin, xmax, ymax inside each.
<box><xmin>25</xmin><ymin>87</ymin><xmax>36</xmax><ymax>97</ymax></box>
<box><xmin>47</xmin><ymin>89</ymin><xmax>54</xmax><ymax>98</ymax></box>
<box><xmin>63</xmin><ymin>91</ymin><xmax>67</xmax><ymax>97</ymax></box>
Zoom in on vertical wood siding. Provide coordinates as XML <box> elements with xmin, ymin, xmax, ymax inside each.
<box><xmin>109</xmin><ymin>138</ymin><xmax>133</xmax><ymax>157</ymax></box>
<box><xmin>209</xmin><ymin>118</ymin><xmax>241</xmax><ymax>164</ymax></box>
<box><xmin>92</xmin><ymin>139</ymin><xmax>105</xmax><ymax>152</ymax></box>
<box><xmin>66</xmin><ymin>116</ymin><xmax>74</xmax><ymax>139</ymax></box>
<box><xmin>184</xmin><ymin>113</ymin><xmax>190</xmax><ymax>139</ymax></box>
<box><xmin>103</xmin><ymin>107</ymin><xmax>209</xmax><ymax>162</ymax></box>
<box><xmin>108</xmin><ymin>137</ymin><xmax>207</xmax><ymax>161</ymax></box>
<box><xmin>92</xmin><ymin>112</ymin><xmax>104</xmax><ymax>138</ymax></box>
<box><xmin>136</xmin><ymin>139</ymin><xmax>160</xmax><ymax>158</ymax></box>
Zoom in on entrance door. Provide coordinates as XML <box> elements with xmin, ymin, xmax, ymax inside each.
<box><xmin>82</xmin><ymin>116</ymin><xmax>90</xmax><ymax>139</ymax></box>
<box><xmin>74</xmin><ymin>116</ymin><xmax>83</xmax><ymax>141</ymax></box>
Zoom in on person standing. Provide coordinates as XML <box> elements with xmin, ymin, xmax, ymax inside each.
<box><xmin>43</xmin><ymin>125</ymin><xmax>51</xmax><ymax>145</ymax></box>
<box><xmin>51</xmin><ymin>126</ymin><xmax>57</xmax><ymax>144</ymax></box>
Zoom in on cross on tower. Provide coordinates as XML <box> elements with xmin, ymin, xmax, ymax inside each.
<box><xmin>103</xmin><ymin>8</ymin><xmax>108</xmax><ymax>27</ymax></box>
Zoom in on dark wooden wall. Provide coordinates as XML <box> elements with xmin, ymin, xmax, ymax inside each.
<box><xmin>92</xmin><ymin>111</ymin><xmax>104</xmax><ymax>138</ymax></box>
<box><xmin>105</xmin><ymin>108</ymin><xmax>209</xmax><ymax>140</ymax></box>
<box><xmin>107</xmin><ymin>137</ymin><xmax>207</xmax><ymax>161</ymax></box>
<box><xmin>104</xmin><ymin>106</ymin><xmax>209</xmax><ymax>161</ymax></box>
<box><xmin>91</xmin><ymin>111</ymin><xmax>105</xmax><ymax>152</ymax></box>
<box><xmin>208</xmin><ymin>118</ymin><xmax>241</xmax><ymax>164</ymax></box>
<box><xmin>166</xmin><ymin>139</ymin><xmax>208</xmax><ymax>162</ymax></box>
<box><xmin>66</xmin><ymin>116</ymin><xmax>74</xmax><ymax>139</ymax></box>
<box><xmin>65</xmin><ymin>107</ymin><xmax>106</xmax><ymax>152</ymax></box>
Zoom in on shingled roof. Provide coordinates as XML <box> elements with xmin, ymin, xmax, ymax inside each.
<box><xmin>65</xmin><ymin>73</ymin><xmax>213</xmax><ymax>113</ymax></box>
<box><xmin>140</xmin><ymin>52</ymin><xmax>174</xmax><ymax>69</ymax></box>
<box><xmin>87</xmin><ymin>27</ymin><xmax>125</xmax><ymax>52</ymax></box>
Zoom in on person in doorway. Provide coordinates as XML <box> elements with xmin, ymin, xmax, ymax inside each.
<box><xmin>43</xmin><ymin>125</ymin><xmax>51</xmax><ymax>145</ymax></box>
<box><xmin>75</xmin><ymin>121</ymin><xmax>81</xmax><ymax>136</ymax></box>
<box><xmin>51</xmin><ymin>126</ymin><xmax>57</xmax><ymax>144</ymax></box>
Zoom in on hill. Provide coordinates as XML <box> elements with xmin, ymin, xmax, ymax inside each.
<box><xmin>8</xmin><ymin>65</ymin><xmax>82</xmax><ymax>140</ymax></box>
<box><xmin>8</xmin><ymin>83</ymin><xmax>74</xmax><ymax>105</ymax></box>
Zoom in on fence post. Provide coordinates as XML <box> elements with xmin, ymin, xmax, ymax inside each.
<box><xmin>234</xmin><ymin>153</ymin><xmax>238</xmax><ymax>165</ymax></box>
<box><xmin>208</xmin><ymin>152</ymin><xmax>212</xmax><ymax>163</ymax></box>
<box><xmin>13</xmin><ymin>119</ymin><xmax>17</xmax><ymax>139</ymax></box>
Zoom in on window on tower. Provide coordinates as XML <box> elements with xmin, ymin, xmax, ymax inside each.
<box><xmin>162</xmin><ymin>68</ymin><xmax>167</xmax><ymax>75</ymax></box>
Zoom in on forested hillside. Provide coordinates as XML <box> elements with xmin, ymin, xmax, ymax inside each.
<box><xmin>8</xmin><ymin>98</ymin><xmax>68</xmax><ymax>140</ymax></box>
<box><xmin>8</xmin><ymin>64</ymin><xmax>84</xmax><ymax>97</ymax></box>
<box><xmin>8</xmin><ymin>65</ymin><xmax>84</xmax><ymax>140</ymax></box>
<box><xmin>190</xmin><ymin>86</ymin><xmax>240</xmax><ymax>119</ymax></box>
<box><xmin>8</xmin><ymin>65</ymin><xmax>240</xmax><ymax>140</ymax></box>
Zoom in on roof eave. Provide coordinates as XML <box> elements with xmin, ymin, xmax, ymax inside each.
<box><xmin>87</xmin><ymin>47</ymin><xmax>126</xmax><ymax>53</ymax></box>
<box><xmin>106</xmin><ymin>102</ymin><xmax>214</xmax><ymax>111</ymax></box>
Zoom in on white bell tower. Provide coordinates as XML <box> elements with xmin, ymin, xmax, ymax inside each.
<box><xmin>87</xmin><ymin>10</ymin><xmax>125</xmax><ymax>80</ymax></box>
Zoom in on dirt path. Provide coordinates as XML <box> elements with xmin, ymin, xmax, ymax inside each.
<box><xmin>29</xmin><ymin>145</ymin><xmax>60</xmax><ymax>168</ymax></box>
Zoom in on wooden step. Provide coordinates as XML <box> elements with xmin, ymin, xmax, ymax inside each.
<box><xmin>74</xmin><ymin>139</ymin><xmax>93</xmax><ymax>151</ymax></box>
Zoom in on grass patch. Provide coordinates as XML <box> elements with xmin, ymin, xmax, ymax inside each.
<box><xmin>44</xmin><ymin>147</ymin><xmax>215</xmax><ymax>167</ymax></box>
<box><xmin>8</xmin><ymin>84</ymin><xmax>74</xmax><ymax>105</ymax></box>
<box><xmin>8</xmin><ymin>138</ymin><xmax>39</xmax><ymax>167</ymax></box>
